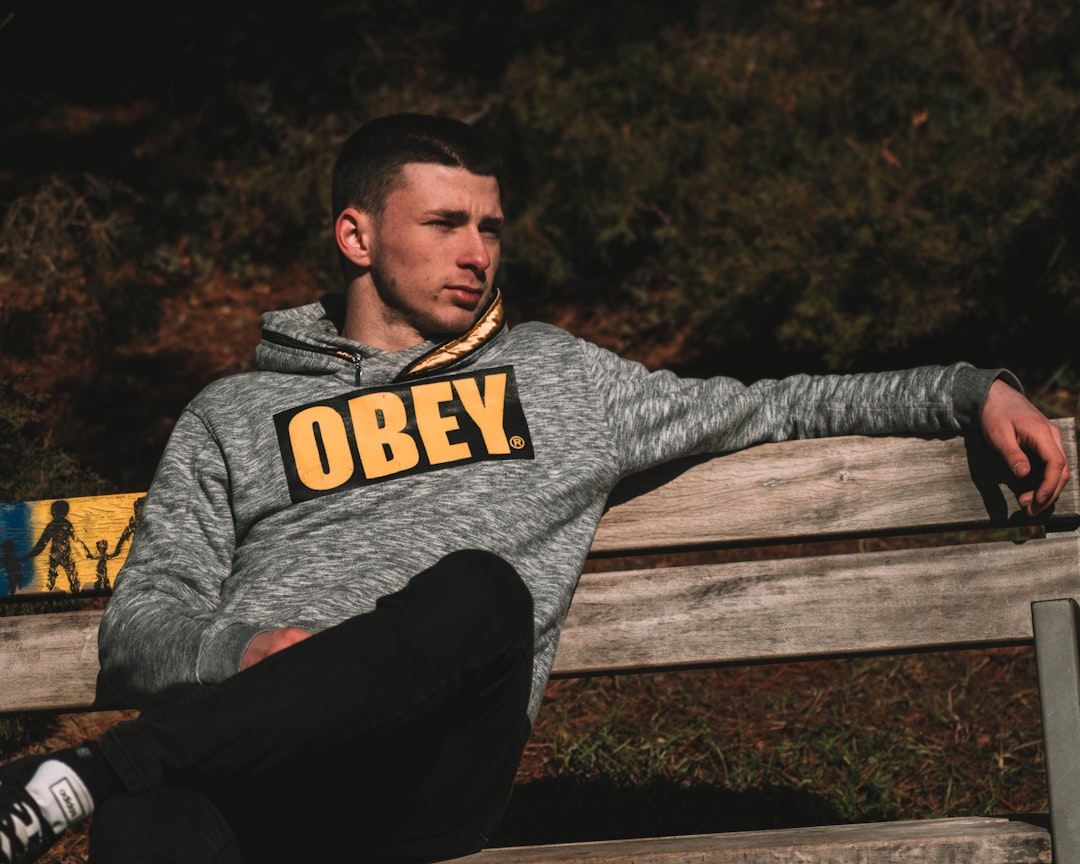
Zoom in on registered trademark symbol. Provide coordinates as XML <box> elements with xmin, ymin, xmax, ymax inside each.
<box><xmin>509</xmin><ymin>436</ymin><xmax>526</xmax><ymax>450</ymax></box>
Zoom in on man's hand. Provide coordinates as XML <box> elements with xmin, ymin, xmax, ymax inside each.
<box><xmin>240</xmin><ymin>627</ymin><xmax>312</xmax><ymax>671</ymax></box>
<box><xmin>981</xmin><ymin>379</ymin><xmax>1070</xmax><ymax>516</ymax></box>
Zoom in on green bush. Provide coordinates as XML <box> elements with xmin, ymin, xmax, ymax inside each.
<box><xmin>489</xmin><ymin>0</ymin><xmax>1080</xmax><ymax>383</ymax></box>
<box><xmin>2</xmin><ymin>0</ymin><xmax>1077</xmax><ymax>388</ymax></box>
<box><xmin>0</xmin><ymin>175</ymin><xmax>139</xmax><ymax>293</ymax></box>
<box><xmin>0</xmin><ymin>378</ymin><xmax>108</xmax><ymax>503</ymax></box>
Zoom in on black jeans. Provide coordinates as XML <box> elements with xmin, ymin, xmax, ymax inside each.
<box><xmin>89</xmin><ymin>550</ymin><xmax>535</xmax><ymax>863</ymax></box>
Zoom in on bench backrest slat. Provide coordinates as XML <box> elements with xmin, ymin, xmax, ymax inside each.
<box><xmin>596</xmin><ymin>420</ymin><xmax>1080</xmax><ymax>552</ymax></box>
<box><xmin>557</xmin><ymin>531</ymin><xmax>1080</xmax><ymax>675</ymax></box>
<box><xmin>3</xmin><ymin>529</ymin><xmax>1080</xmax><ymax>712</ymax></box>
<box><xmin>0</xmin><ymin>610</ymin><xmax>103</xmax><ymax>713</ymax></box>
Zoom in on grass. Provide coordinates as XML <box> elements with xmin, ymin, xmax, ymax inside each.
<box><xmin>498</xmin><ymin>647</ymin><xmax>1047</xmax><ymax>845</ymax></box>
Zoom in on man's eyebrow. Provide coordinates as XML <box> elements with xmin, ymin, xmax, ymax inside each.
<box><xmin>425</xmin><ymin>208</ymin><xmax>504</xmax><ymax>226</ymax></box>
<box><xmin>426</xmin><ymin>208</ymin><xmax>468</xmax><ymax>221</ymax></box>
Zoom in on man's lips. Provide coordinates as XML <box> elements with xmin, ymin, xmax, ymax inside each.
<box><xmin>446</xmin><ymin>285</ymin><xmax>485</xmax><ymax>308</ymax></box>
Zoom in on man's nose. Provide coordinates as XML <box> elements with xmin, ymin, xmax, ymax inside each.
<box><xmin>458</xmin><ymin>228</ymin><xmax>492</xmax><ymax>272</ymax></box>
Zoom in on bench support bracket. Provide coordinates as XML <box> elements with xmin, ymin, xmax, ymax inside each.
<box><xmin>1032</xmin><ymin>597</ymin><xmax>1080</xmax><ymax>864</ymax></box>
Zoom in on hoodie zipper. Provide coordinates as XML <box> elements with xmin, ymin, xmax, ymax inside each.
<box><xmin>261</xmin><ymin>330</ymin><xmax>364</xmax><ymax>385</ymax></box>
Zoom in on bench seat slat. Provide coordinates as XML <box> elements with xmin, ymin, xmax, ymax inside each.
<box><xmin>466</xmin><ymin>817</ymin><xmax>1050</xmax><ymax>863</ymax></box>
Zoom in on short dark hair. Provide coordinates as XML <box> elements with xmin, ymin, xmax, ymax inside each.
<box><xmin>332</xmin><ymin>113</ymin><xmax>502</xmax><ymax>220</ymax></box>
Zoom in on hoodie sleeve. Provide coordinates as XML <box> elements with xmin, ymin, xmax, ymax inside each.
<box><xmin>574</xmin><ymin>340</ymin><xmax>1007</xmax><ymax>478</ymax></box>
<box><xmin>97</xmin><ymin>407</ymin><xmax>264</xmax><ymax>706</ymax></box>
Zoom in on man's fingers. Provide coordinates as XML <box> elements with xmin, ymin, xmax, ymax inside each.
<box><xmin>981</xmin><ymin>380</ymin><xmax>1071</xmax><ymax>516</ymax></box>
<box><xmin>983</xmin><ymin>423</ymin><xmax>1033</xmax><ymax>480</ymax></box>
<box><xmin>1022</xmin><ymin>424</ymin><xmax>1069</xmax><ymax>514</ymax></box>
<box><xmin>1011</xmin><ymin>449</ymin><xmax>1067</xmax><ymax>516</ymax></box>
<box><xmin>1003</xmin><ymin>446</ymin><xmax>1032</xmax><ymax>479</ymax></box>
<box><xmin>1033</xmin><ymin>455</ymin><xmax>1069</xmax><ymax>514</ymax></box>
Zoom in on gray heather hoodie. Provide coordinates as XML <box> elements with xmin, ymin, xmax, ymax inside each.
<box><xmin>98</xmin><ymin>294</ymin><xmax>1003</xmax><ymax>719</ymax></box>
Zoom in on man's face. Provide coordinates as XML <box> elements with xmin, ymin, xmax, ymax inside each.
<box><xmin>366</xmin><ymin>162</ymin><xmax>503</xmax><ymax>344</ymax></box>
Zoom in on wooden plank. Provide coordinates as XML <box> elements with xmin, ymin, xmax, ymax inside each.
<box><xmin>466</xmin><ymin>817</ymin><xmax>1051</xmax><ymax>863</ymax></box>
<box><xmin>0</xmin><ymin>610</ymin><xmax>104</xmax><ymax>712</ymax></box>
<box><xmin>553</xmin><ymin>532</ymin><xmax>1080</xmax><ymax>675</ymax></box>
<box><xmin>594</xmin><ymin>419</ymin><xmax>1079</xmax><ymax>553</ymax></box>
<box><xmin>0</xmin><ymin>493</ymin><xmax>144</xmax><ymax>597</ymax></box>
<box><xmin>4</xmin><ymin>531</ymin><xmax>1079</xmax><ymax>712</ymax></box>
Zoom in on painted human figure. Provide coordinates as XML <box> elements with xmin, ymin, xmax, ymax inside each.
<box><xmin>113</xmin><ymin>497</ymin><xmax>144</xmax><ymax>557</ymax></box>
<box><xmin>80</xmin><ymin>539</ymin><xmax>123</xmax><ymax>592</ymax></box>
<box><xmin>24</xmin><ymin>500</ymin><xmax>82</xmax><ymax>593</ymax></box>
<box><xmin>1</xmin><ymin>539</ymin><xmax>23</xmax><ymax>597</ymax></box>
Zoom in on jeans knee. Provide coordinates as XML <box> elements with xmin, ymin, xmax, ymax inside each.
<box><xmin>445</xmin><ymin>549</ymin><xmax>531</xmax><ymax>616</ymax></box>
<box><xmin>414</xmin><ymin>550</ymin><xmax>534</xmax><ymax>646</ymax></box>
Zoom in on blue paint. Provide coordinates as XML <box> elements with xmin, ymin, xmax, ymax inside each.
<box><xmin>0</xmin><ymin>503</ymin><xmax>32</xmax><ymax>597</ymax></box>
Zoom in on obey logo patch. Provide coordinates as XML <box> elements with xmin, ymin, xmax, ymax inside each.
<box><xmin>275</xmin><ymin>366</ymin><xmax>534</xmax><ymax>502</ymax></box>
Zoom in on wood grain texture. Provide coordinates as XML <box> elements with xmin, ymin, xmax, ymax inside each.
<box><xmin>465</xmin><ymin>817</ymin><xmax>1051</xmax><ymax>863</ymax></box>
<box><xmin>594</xmin><ymin>419</ymin><xmax>1079</xmax><ymax>552</ymax></box>
<box><xmin>3</xmin><ymin>531</ymin><xmax>1078</xmax><ymax>711</ymax></box>
<box><xmin>555</xmin><ymin>532</ymin><xmax>1080</xmax><ymax>674</ymax></box>
<box><xmin>0</xmin><ymin>610</ymin><xmax>103</xmax><ymax>712</ymax></box>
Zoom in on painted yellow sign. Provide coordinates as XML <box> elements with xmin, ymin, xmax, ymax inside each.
<box><xmin>0</xmin><ymin>493</ymin><xmax>144</xmax><ymax>597</ymax></box>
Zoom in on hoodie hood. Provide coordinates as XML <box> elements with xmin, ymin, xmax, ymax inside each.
<box><xmin>256</xmin><ymin>289</ymin><xmax>507</xmax><ymax>382</ymax></box>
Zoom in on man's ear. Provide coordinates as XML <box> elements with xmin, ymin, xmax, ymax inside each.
<box><xmin>335</xmin><ymin>207</ymin><xmax>375</xmax><ymax>268</ymax></box>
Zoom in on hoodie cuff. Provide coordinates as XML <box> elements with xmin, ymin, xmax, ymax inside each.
<box><xmin>197</xmin><ymin>621</ymin><xmax>267</xmax><ymax>684</ymax></box>
<box><xmin>952</xmin><ymin>365</ymin><xmax>1024</xmax><ymax>430</ymax></box>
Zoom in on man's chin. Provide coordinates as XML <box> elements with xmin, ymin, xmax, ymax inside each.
<box><xmin>425</xmin><ymin>313</ymin><xmax>483</xmax><ymax>340</ymax></box>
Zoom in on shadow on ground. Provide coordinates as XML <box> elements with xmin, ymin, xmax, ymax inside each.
<box><xmin>494</xmin><ymin>777</ymin><xmax>843</xmax><ymax>846</ymax></box>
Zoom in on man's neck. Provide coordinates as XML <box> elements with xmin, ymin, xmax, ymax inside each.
<box><xmin>341</xmin><ymin>284</ymin><xmax>429</xmax><ymax>351</ymax></box>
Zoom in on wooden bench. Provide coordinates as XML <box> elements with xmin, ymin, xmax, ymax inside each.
<box><xmin>2</xmin><ymin>419</ymin><xmax>1078</xmax><ymax>863</ymax></box>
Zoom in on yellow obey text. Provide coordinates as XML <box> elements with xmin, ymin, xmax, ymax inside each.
<box><xmin>276</xmin><ymin>367</ymin><xmax>533</xmax><ymax>502</ymax></box>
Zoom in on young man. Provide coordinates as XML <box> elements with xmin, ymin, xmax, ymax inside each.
<box><xmin>0</xmin><ymin>113</ymin><xmax>1068</xmax><ymax>864</ymax></box>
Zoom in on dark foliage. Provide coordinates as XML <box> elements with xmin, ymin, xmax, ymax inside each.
<box><xmin>1</xmin><ymin>0</ymin><xmax>1078</xmax><ymax>472</ymax></box>
<box><xmin>3</xmin><ymin>0</ymin><xmax>1077</xmax><ymax>387</ymax></box>
<box><xmin>0</xmin><ymin>377</ymin><xmax>107</xmax><ymax>502</ymax></box>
